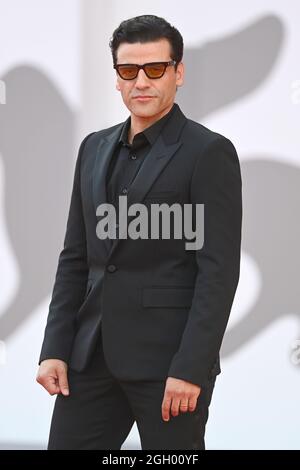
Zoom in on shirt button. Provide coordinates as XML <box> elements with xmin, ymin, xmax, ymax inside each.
<box><xmin>130</xmin><ymin>154</ymin><xmax>137</xmax><ymax>160</ymax></box>
<box><xmin>121</xmin><ymin>187</ymin><xmax>128</xmax><ymax>194</ymax></box>
<box><xmin>107</xmin><ymin>264</ymin><xmax>117</xmax><ymax>273</ymax></box>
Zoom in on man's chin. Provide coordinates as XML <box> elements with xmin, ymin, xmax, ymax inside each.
<box><xmin>130</xmin><ymin>102</ymin><xmax>160</xmax><ymax>118</ymax></box>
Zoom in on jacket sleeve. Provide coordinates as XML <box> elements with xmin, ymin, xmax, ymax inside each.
<box><xmin>38</xmin><ymin>132</ymin><xmax>94</xmax><ymax>364</ymax></box>
<box><xmin>167</xmin><ymin>136</ymin><xmax>242</xmax><ymax>387</ymax></box>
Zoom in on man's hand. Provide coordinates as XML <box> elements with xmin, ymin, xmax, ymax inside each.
<box><xmin>161</xmin><ymin>377</ymin><xmax>201</xmax><ymax>421</ymax></box>
<box><xmin>36</xmin><ymin>359</ymin><xmax>69</xmax><ymax>396</ymax></box>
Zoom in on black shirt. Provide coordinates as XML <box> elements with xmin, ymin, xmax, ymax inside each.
<box><xmin>106</xmin><ymin>103</ymin><xmax>177</xmax><ymax>207</ymax></box>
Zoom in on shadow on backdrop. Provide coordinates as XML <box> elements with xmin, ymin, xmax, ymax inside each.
<box><xmin>222</xmin><ymin>159</ymin><xmax>300</xmax><ymax>356</ymax></box>
<box><xmin>177</xmin><ymin>15</ymin><xmax>284</xmax><ymax>120</ymax></box>
<box><xmin>0</xmin><ymin>65</ymin><xmax>75</xmax><ymax>339</ymax></box>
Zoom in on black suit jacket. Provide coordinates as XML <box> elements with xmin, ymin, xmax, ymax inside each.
<box><xmin>39</xmin><ymin>103</ymin><xmax>242</xmax><ymax>388</ymax></box>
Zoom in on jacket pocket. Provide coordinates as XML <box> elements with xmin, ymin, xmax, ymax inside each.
<box><xmin>142</xmin><ymin>286</ymin><xmax>194</xmax><ymax>308</ymax></box>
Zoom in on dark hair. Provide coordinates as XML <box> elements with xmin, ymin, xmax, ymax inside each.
<box><xmin>109</xmin><ymin>15</ymin><xmax>183</xmax><ymax>68</ymax></box>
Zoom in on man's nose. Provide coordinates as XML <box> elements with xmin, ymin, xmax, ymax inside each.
<box><xmin>135</xmin><ymin>68</ymin><xmax>150</xmax><ymax>88</ymax></box>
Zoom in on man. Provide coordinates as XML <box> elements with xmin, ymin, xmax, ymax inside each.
<box><xmin>36</xmin><ymin>15</ymin><xmax>242</xmax><ymax>450</ymax></box>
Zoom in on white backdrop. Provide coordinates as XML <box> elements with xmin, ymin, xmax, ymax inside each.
<box><xmin>0</xmin><ymin>0</ymin><xmax>299</xmax><ymax>449</ymax></box>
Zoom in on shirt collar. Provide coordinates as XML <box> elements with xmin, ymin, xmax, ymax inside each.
<box><xmin>119</xmin><ymin>103</ymin><xmax>177</xmax><ymax>149</ymax></box>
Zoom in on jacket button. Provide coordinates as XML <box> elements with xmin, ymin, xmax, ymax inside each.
<box><xmin>107</xmin><ymin>264</ymin><xmax>117</xmax><ymax>273</ymax></box>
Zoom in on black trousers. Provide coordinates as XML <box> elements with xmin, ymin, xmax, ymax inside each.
<box><xmin>48</xmin><ymin>337</ymin><xmax>216</xmax><ymax>450</ymax></box>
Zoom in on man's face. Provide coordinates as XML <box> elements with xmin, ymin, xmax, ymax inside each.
<box><xmin>115</xmin><ymin>39</ymin><xmax>184</xmax><ymax>118</ymax></box>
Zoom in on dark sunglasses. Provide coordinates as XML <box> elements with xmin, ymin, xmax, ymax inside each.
<box><xmin>114</xmin><ymin>60</ymin><xmax>177</xmax><ymax>80</ymax></box>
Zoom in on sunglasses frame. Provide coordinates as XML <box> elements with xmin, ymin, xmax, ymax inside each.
<box><xmin>114</xmin><ymin>60</ymin><xmax>177</xmax><ymax>80</ymax></box>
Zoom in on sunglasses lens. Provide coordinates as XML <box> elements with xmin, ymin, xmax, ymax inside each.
<box><xmin>144</xmin><ymin>63</ymin><xmax>165</xmax><ymax>78</ymax></box>
<box><xmin>117</xmin><ymin>65</ymin><xmax>138</xmax><ymax>79</ymax></box>
<box><xmin>116</xmin><ymin>62</ymin><xmax>171</xmax><ymax>79</ymax></box>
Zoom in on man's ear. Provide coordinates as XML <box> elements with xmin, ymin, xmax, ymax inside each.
<box><xmin>116</xmin><ymin>81</ymin><xmax>121</xmax><ymax>91</ymax></box>
<box><xmin>175</xmin><ymin>62</ymin><xmax>184</xmax><ymax>88</ymax></box>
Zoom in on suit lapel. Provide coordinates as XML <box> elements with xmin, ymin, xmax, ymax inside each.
<box><xmin>92</xmin><ymin>125</ymin><xmax>123</xmax><ymax>255</ymax></box>
<box><xmin>92</xmin><ymin>104</ymin><xmax>187</xmax><ymax>258</ymax></box>
<box><xmin>92</xmin><ymin>124</ymin><xmax>123</xmax><ymax>215</ymax></box>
